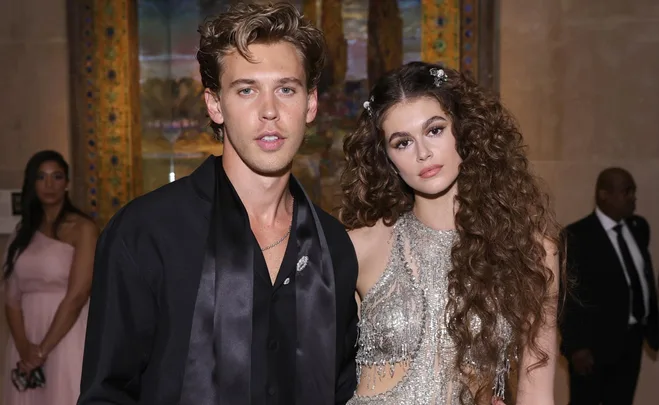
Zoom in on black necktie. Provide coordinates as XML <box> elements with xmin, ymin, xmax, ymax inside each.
<box><xmin>613</xmin><ymin>224</ymin><xmax>645</xmax><ymax>321</ymax></box>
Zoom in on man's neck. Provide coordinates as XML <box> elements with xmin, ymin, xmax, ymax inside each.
<box><xmin>222</xmin><ymin>153</ymin><xmax>292</xmax><ymax>226</ymax></box>
<box><xmin>596</xmin><ymin>204</ymin><xmax>622</xmax><ymax>223</ymax></box>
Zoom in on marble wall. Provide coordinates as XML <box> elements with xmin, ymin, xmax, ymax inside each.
<box><xmin>500</xmin><ymin>0</ymin><xmax>659</xmax><ymax>403</ymax></box>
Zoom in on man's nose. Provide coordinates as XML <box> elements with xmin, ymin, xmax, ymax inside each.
<box><xmin>260</xmin><ymin>94</ymin><xmax>279</xmax><ymax>121</ymax></box>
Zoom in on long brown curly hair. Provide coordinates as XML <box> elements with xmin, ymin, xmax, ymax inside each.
<box><xmin>340</xmin><ymin>62</ymin><xmax>564</xmax><ymax>403</ymax></box>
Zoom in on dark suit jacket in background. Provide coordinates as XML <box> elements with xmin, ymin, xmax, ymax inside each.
<box><xmin>561</xmin><ymin>212</ymin><xmax>659</xmax><ymax>363</ymax></box>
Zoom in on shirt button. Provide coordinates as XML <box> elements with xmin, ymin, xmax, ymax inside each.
<box><xmin>268</xmin><ymin>339</ymin><xmax>279</xmax><ymax>351</ymax></box>
<box><xmin>267</xmin><ymin>386</ymin><xmax>276</xmax><ymax>396</ymax></box>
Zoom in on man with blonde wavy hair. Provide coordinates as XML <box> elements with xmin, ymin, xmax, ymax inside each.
<box><xmin>78</xmin><ymin>3</ymin><xmax>358</xmax><ymax>405</ymax></box>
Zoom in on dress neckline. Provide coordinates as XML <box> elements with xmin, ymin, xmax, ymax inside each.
<box><xmin>36</xmin><ymin>230</ymin><xmax>75</xmax><ymax>250</ymax></box>
<box><xmin>404</xmin><ymin>211</ymin><xmax>457</xmax><ymax>234</ymax></box>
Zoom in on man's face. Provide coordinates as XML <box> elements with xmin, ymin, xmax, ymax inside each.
<box><xmin>600</xmin><ymin>171</ymin><xmax>637</xmax><ymax>220</ymax></box>
<box><xmin>205</xmin><ymin>41</ymin><xmax>317</xmax><ymax>175</ymax></box>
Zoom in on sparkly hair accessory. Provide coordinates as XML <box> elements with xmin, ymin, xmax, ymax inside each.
<box><xmin>363</xmin><ymin>96</ymin><xmax>374</xmax><ymax>117</ymax></box>
<box><xmin>429</xmin><ymin>67</ymin><xmax>448</xmax><ymax>87</ymax></box>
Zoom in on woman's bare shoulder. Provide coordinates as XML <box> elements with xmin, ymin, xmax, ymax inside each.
<box><xmin>348</xmin><ymin>219</ymin><xmax>397</xmax><ymax>267</ymax></box>
<box><xmin>63</xmin><ymin>213</ymin><xmax>99</xmax><ymax>246</ymax></box>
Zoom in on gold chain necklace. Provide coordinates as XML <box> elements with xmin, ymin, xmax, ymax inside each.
<box><xmin>260</xmin><ymin>197</ymin><xmax>294</xmax><ymax>252</ymax></box>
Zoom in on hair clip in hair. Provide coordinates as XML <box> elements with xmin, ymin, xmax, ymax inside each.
<box><xmin>363</xmin><ymin>96</ymin><xmax>374</xmax><ymax>117</ymax></box>
<box><xmin>429</xmin><ymin>68</ymin><xmax>448</xmax><ymax>87</ymax></box>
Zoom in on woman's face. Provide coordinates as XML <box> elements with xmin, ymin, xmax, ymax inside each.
<box><xmin>382</xmin><ymin>96</ymin><xmax>462</xmax><ymax>196</ymax></box>
<box><xmin>34</xmin><ymin>160</ymin><xmax>68</xmax><ymax>206</ymax></box>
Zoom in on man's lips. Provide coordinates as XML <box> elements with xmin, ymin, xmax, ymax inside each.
<box><xmin>256</xmin><ymin>131</ymin><xmax>284</xmax><ymax>141</ymax></box>
<box><xmin>256</xmin><ymin>131</ymin><xmax>286</xmax><ymax>151</ymax></box>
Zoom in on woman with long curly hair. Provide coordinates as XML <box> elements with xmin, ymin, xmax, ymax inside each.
<box><xmin>340</xmin><ymin>62</ymin><xmax>562</xmax><ymax>405</ymax></box>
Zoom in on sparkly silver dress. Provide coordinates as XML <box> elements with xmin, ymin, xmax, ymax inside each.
<box><xmin>347</xmin><ymin>212</ymin><xmax>513</xmax><ymax>405</ymax></box>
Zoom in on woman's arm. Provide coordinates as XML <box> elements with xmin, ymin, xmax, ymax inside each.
<box><xmin>5</xmin><ymin>294</ymin><xmax>32</xmax><ymax>369</ymax></box>
<box><xmin>515</xmin><ymin>239</ymin><xmax>560</xmax><ymax>405</ymax></box>
<box><xmin>38</xmin><ymin>219</ymin><xmax>98</xmax><ymax>357</ymax></box>
<box><xmin>348</xmin><ymin>221</ymin><xmax>393</xmax><ymax>299</ymax></box>
<box><xmin>2</xmin><ymin>232</ymin><xmax>36</xmax><ymax>369</ymax></box>
<box><xmin>6</xmin><ymin>304</ymin><xmax>43</xmax><ymax>372</ymax></box>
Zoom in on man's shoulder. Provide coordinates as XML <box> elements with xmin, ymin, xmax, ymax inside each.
<box><xmin>312</xmin><ymin>204</ymin><xmax>356</xmax><ymax>253</ymax></box>
<box><xmin>628</xmin><ymin>214</ymin><xmax>650</xmax><ymax>230</ymax></box>
<box><xmin>313</xmin><ymin>204</ymin><xmax>341</xmax><ymax>225</ymax></box>
<box><xmin>311</xmin><ymin>205</ymin><xmax>358</xmax><ymax>284</ymax></box>
<box><xmin>104</xmin><ymin>176</ymin><xmax>202</xmax><ymax>234</ymax></box>
<box><xmin>565</xmin><ymin>213</ymin><xmax>596</xmax><ymax>235</ymax></box>
<box><xmin>313</xmin><ymin>205</ymin><xmax>348</xmax><ymax>238</ymax></box>
<box><xmin>628</xmin><ymin>214</ymin><xmax>650</xmax><ymax>243</ymax></box>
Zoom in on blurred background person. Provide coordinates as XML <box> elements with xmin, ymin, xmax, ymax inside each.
<box><xmin>561</xmin><ymin>167</ymin><xmax>658</xmax><ymax>405</ymax></box>
<box><xmin>2</xmin><ymin>150</ymin><xmax>98</xmax><ymax>405</ymax></box>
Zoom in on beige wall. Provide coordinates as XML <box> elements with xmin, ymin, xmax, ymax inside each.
<box><xmin>500</xmin><ymin>0</ymin><xmax>659</xmax><ymax>403</ymax></box>
<box><xmin>0</xmin><ymin>0</ymin><xmax>71</xmax><ymax>393</ymax></box>
<box><xmin>0</xmin><ymin>0</ymin><xmax>71</xmax><ymax>186</ymax></box>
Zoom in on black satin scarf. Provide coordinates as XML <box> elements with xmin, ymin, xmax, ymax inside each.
<box><xmin>180</xmin><ymin>158</ymin><xmax>337</xmax><ymax>404</ymax></box>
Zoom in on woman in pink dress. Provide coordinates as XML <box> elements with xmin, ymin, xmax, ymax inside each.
<box><xmin>2</xmin><ymin>150</ymin><xmax>98</xmax><ymax>404</ymax></box>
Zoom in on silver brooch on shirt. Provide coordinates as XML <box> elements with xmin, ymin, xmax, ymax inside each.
<box><xmin>296</xmin><ymin>255</ymin><xmax>309</xmax><ymax>273</ymax></box>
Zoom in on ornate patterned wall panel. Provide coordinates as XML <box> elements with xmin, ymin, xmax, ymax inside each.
<box><xmin>421</xmin><ymin>0</ymin><xmax>496</xmax><ymax>88</ymax></box>
<box><xmin>71</xmin><ymin>0</ymin><xmax>142</xmax><ymax>227</ymax></box>
<box><xmin>421</xmin><ymin>0</ymin><xmax>461</xmax><ymax>69</ymax></box>
<box><xmin>460</xmin><ymin>0</ymin><xmax>478</xmax><ymax>79</ymax></box>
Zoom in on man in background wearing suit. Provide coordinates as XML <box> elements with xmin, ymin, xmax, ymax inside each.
<box><xmin>561</xmin><ymin>167</ymin><xmax>659</xmax><ymax>405</ymax></box>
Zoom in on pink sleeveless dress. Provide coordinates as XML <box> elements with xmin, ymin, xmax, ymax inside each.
<box><xmin>3</xmin><ymin>231</ymin><xmax>88</xmax><ymax>405</ymax></box>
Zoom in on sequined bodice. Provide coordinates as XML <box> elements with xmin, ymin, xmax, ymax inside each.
<box><xmin>348</xmin><ymin>212</ymin><xmax>513</xmax><ymax>405</ymax></box>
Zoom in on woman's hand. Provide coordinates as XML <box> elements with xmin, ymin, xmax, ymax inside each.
<box><xmin>17</xmin><ymin>343</ymin><xmax>45</xmax><ymax>373</ymax></box>
<box><xmin>15</xmin><ymin>339</ymin><xmax>30</xmax><ymax>362</ymax></box>
<box><xmin>16</xmin><ymin>340</ymin><xmax>32</xmax><ymax>374</ymax></box>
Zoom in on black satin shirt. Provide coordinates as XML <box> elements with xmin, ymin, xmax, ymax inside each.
<box><xmin>251</xmin><ymin>208</ymin><xmax>298</xmax><ymax>405</ymax></box>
